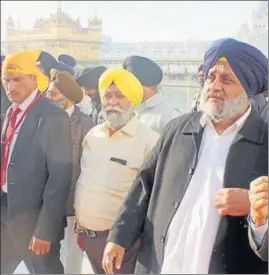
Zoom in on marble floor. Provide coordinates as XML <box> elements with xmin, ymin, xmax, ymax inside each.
<box><xmin>13</xmin><ymin>253</ymin><xmax>93</xmax><ymax>274</ymax></box>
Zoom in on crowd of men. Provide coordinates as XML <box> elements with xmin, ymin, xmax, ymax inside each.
<box><xmin>0</xmin><ymin>37</ymin><xmax>268</xmax><ymax>275</ymax></box>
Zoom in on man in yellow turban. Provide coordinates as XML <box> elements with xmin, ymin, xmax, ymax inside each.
<box><xmin>1</xmin><ymin>50</ymin><xmax>72</xmax><ymax>274</ymax></box>
<box><xmin>2</xmin><ymin>50</ymin><xmax>49</xmax><ymax>99</ymax></box>
<box><xmin>74</xmin><ymin>67</ymin><xmax>159</xmax><ymax>274</ymax></box>
<box><xmin>98</xmin><ymin>67</ymin><xmax>143</xmax><ymax>130</ymax></box>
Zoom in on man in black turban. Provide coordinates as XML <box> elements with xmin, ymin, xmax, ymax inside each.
<box><xmin>76</xmin><ymin>66</ymin><xmax>107</xmax><ymax>124</ymax></box>
<box><xmin>123</xmin><ymin>56</ymin><xmax>182</xmax><ymax>134</ymax></box>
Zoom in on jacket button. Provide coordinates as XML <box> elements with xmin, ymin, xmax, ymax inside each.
<box><xmin>188</xmin><ymin>168</ymin><xmax>194</xmax><ymax>175</ymax></box>
<box><xmin>9</xmin><ymin>182</ymin><xmax>15</xmax><ymax>185</ymax></box>
<box><xmin>173</xmin><ymin>202</ymin><xmax>179</xmax><ymax>209</ymax></box>
<box><xmin>160</xmin><ymin>236</ymin><xmax>165</xmax><ymax>243</ymax></box>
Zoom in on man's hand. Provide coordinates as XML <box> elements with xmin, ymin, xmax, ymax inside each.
<box><xmin>249</xmin><ymin>176</ymin><xmax>268</xmax><ymax>226</ymax></box>
<box><xmin>29</xmin><ymin>237</ymin><xmax>51</xmax><ymax>256</ymax></box>
<box><xmin>214</xmin><ymin>188</ymin><xmax>250</xmax><ymax>216</ymax></box>
<box><xmin>102</xmin><ymin>242</ymin><xmax>125</xmax><ymax>274</ymax></box>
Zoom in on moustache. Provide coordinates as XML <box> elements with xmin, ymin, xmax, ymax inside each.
<box><xmin>206</xmin><ymin>90</ymin><xmax>225</xmax><ymax>100</ymax></box>
<box><xmin>103</xmin><ymin>106</ymin><xmax>125</xmax><ymax>113</ymax></box>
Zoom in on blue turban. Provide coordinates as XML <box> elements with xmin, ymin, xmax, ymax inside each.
<box><xmin>56</xmin><ymin>54</ymin><xmax>76</xmax><ymax>77</ymax></box>
<box><xmin>203</xmin><ymin>38</ymin><xmax>268</xmax><ymax>97</ymax></box>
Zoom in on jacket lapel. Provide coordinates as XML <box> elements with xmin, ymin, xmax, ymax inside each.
<box><xmin>10</xmin><ymin>97</ymin><xmax>43</xmax><ymax>161</ymax></box>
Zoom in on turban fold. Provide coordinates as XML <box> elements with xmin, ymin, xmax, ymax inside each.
<box><xmin>36</xmin><ymin>51</ymin><xmax>58</xmax><ymax>77</ymax></box>
<box><xmin>50</xmin><ymin>69</ymin><xmax>83</xmax><ymax>103</ymax></box>
<box><xmin>57</xmin><ymin>54</ymin><xmax>76</xmax><ymax>76</ymax></box>
<box><xmin>2</xmin><ymin>50</ymin><xmax>49</xmax><ymax>92</ymax></box>
<box><xmin>123</xmin><ymin>55</ymin><xmax>163</xmax><ymax>86</ymax></box>
<box><xmin>76</xmin><ymin>66</ymin><xmax>107</xmax><ymax>91</ymax></box>
<box><xmin>203</xmin><ymin>38</ymin><xmax>268</xmax><ymax>97</ymax></box>
<box><xmin>99</xmin><ymin>67</ymin><xmax>143</xmax><ymax>105</ymax></box>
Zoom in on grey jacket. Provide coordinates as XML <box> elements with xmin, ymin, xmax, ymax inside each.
<box><xmin>135</xmin><ymin>92</ymin><xmax>182</xmax><ymax>134</ymax></box>
<box><xmin>67</xmin><ymin>106</ymin><xmax>95</xmax><ymax>216</ymax></box>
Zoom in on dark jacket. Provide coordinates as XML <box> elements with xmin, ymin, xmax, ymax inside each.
<box><xmin>251</xmin><ymin>94</ymin><xmax>268</xmax><ymax>123</ymax></box>
<box><xmin>0</xmin><ymin>88</ymin><xmax>11</xmax><ymax>130</ymax></box>
<box><xmin>108</xmin><ymin>108</ymin><xmax>268</xmax><ymax>274</ymax></box>
<box><xmin>1</xmin><ymin>94</ymin><xmax>72</xmax><ymax>243</ymax></box>
<box><xmin>249</xmin><ymin>226</ymin><xmax>268</xmax><ymax>262</ymax></box>
<box><xmin>67</xmin><ymin>105</ymin><xmax>95</xmax><ymax>216</ymax></box>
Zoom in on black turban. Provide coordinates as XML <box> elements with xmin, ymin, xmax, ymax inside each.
<box><xmin>36</xmin><ymin>51</ymin><xmax>58</xmax><ymax>77</ymax></box>
<box><xmin>76</xmin><ymin>66</ymin><xmax>107</xmax><ymax>91</ymax></box>
<box><xmin>203</xmin><ymin>38</ymin><xmax>268</xmax><ymax>97</ymax></box>
<box><xmin>122</xmin><ymin>55</ymin><xmax>163</xmax><ymax>86</ymax></box>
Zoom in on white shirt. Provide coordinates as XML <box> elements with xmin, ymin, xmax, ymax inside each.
<box><xmin>66</xmin><ymin>105</ymin><xmax>75</xmax><ymax>117</ymax></box>
<box><xmin>161</xmin><ymin>107</ymin><xmax>252</xmax><ymax>274</ymax></box>
<box><xmin>2</xmin><ymin>89</ymin><xmax>38</xmax><ymax>193</ymax></box>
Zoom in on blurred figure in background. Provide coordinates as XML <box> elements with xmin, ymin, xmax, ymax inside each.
<box><xmin>251</xmin><ymin>93</ymin><xmax>268</xmax><ymax>122</ymax></box>
<box><xmin>47</xmin><ymin>69</ymin><xmax>94</xmax><ymax>274</ymax></box>
<box><xmin>1</xmin><ymin>55</ymin><xmax>11</xmax><ymax>129</ymax></box>
<box><xmin>123</xmin><ymin>56</ymin><xmax>181</xmax><ymax>134</ymax></box>
<box><xmin>191</xmin><ymin>63</ymin><xmax>204</xmax><ymax>112</ymax></box>
<box><xmin>76</xmin><ymin>66</ymin><xmax>107</xmax><ymax>124</ymax></box>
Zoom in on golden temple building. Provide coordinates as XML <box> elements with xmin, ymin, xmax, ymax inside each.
<box><xmin>2</xmin><ymin>2</ymin><xmax>102</xmax><ymax>63</ymax></box>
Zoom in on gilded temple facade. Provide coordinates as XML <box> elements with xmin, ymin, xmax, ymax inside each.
<box><xmin>2</xmin><ymin>2</ymin><xmax>102</xmax><ymax>62</ymax></box>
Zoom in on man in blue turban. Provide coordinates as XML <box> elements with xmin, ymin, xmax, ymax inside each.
<box><xmin>202</xmin><ymin>38</ymin><xmax>268</xmax><ymax>122</ymax></box>
<box><xmin>57</xmin><ymin>54</ymin><xmax>76</xmax><ymax>77</ymax></box>
<box><xmin>102</xmin><ymin>38</ymin><xmax>268</xmax><ymax>275</ymax></box>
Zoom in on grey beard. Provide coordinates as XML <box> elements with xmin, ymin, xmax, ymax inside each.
<box><xmin>56</xmin><ymin>98</ymin><xmax>68</xmax><ymax>110</ymax></box>
<box><xmin>200</xmin><ymin>92</ymin><xmax>249</xmax><ymax>123</ymax></box>
<box><xmin>104</xmin><ymin>107</ymin><xmax>134</xmax><ymax>130</ymax></box>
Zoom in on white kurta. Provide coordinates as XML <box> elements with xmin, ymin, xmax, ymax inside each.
<box><xmin>161</xmin><ymin>107</ymin><xmax>251</xmax><ymax>274</ymax></box>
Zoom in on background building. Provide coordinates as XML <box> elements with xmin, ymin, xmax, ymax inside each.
<box><xmin>236</xmin><ymin>0</ymin><xmax>268</xmax><ymax>56</ymax></box>
<box><xmin>2</xmin><ymin>2</ymin><xmax>102</xmax><ymax>62</ymax></box>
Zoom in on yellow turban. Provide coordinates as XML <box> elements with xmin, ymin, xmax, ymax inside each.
<box><xmin>219</xmin><ymin>56</ymin><xmax>228</xmax><ymax>62</ymax></box>
<box><xmin>99</xmin><ymin>67</ymin><xmax>143</xmax><ymax>105</ymax></box>
<box><xmin>2</xmin><ymin>50</ymin><xmax>49</xmax><ymax>92</ymax></box>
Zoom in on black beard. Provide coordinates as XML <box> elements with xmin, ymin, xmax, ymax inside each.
<box><xmin>91</xmin><ymin>93</ymin><xmax>101</xmax><ymax>108</ymax></box>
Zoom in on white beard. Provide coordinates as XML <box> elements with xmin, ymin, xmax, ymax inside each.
<box><xmin>76</xmin><ymin>95</ymin><xmax>93</xmax><ymax>116</ymax></box>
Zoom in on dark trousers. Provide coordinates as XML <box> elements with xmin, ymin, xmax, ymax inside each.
<box><xmin>78</xmin><ymin>229</ymin><xmax>140</xmax><ymax>274</ymax></box>
<box><xmin>1</xmin><ymin>194</ymin><xmax>64</xmax><ymax>274</ymax></box>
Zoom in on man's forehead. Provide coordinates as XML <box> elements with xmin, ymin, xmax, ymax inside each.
<box><xmin>106</xmin><ymin>84</ymin><xmax>122</xmax><ymax>94</ymax></box>
<box><xmin>208</xmin><ymin>60</ymin><xmax>235</xmax><ymax>75</ymax></box>
<box><xmin>2</xmin><ymin>73</ymin><xmax>28</xmax><ymax>79</ymax></box>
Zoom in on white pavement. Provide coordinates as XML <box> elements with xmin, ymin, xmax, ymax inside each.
<box><xmin>13</xmin><ymin>253</ymin><xmax>93</xmax><ymax>274</ymax></box>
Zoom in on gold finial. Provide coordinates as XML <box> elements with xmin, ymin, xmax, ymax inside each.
<box><xmin>57</xmin><ymin>1</ymin><xmax>62</xmax><ymax>11</ymax></box>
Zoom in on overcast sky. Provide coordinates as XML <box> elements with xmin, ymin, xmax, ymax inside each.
<box><xmin>1</xmin><ymin>1</ymin><xmax>260</xmax><ymax>42</ymax></box>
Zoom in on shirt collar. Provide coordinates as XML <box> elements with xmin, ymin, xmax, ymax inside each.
<box><xmin>12</xmin><ymin>89</ymin><xmax>39</xmax><ymax>111</ymax></box>
<box><xmin>136</xmin><ymin>92</ymin><xmax>164</xmax><ymax>111</ymax></box>
<box><xmin>101</xmin><ymin>115</ymin><xmax>139</xmax><ymax>137</ymax></box>
<box><xmin>200</xmin><ymin>105</ymin><xmax>252</xmax><ymax>135</ymax></box>
<box><xmin>66</xmin><ymin>105</ymin><xmax>75</xmax><ymax>117</ymax></box>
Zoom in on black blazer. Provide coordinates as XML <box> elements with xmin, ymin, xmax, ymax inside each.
<box><xmin>108</xmin><ymin>108</ymin><xmax>268</xmax><ymax>274</ymax></box>
<box><xmin>1</xmin><ymin>94</ymin><xmax>72</xmax><ymax>245</ymax></box>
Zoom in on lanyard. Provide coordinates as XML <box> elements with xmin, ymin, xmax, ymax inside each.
<box><xmin>1</xmin><ymin>93</ymin><xmax>42</xmax><ymax>145</ymax></box>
